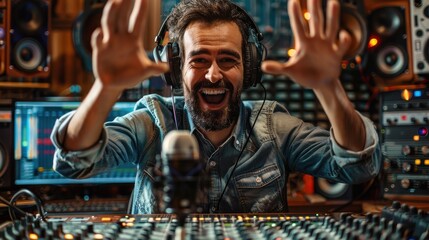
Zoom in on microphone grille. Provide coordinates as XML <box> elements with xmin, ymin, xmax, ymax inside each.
<box><xmin>162</xmin><ymin>130</ymin><xmax>200</xmax><ymax>160</ymax></box>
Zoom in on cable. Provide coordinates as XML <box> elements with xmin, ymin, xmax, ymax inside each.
<box><xmin>8</xmin><ymin>189</ymin><xmax>47</xmax><ymax>222</ymax></box>
<box><xmin>0</xmin><ymin>195</ymin><xmax>29</xmax><ymax>217</ymax></box>
<box><xmin>215</xmin><ymin>82</ymin><xmax>267</xmax><ymax>212</ymax></box>
<box><xmin>170</xmin><ymin>86</ymin><xmax>179</xmax><ymax>130</ymax></box>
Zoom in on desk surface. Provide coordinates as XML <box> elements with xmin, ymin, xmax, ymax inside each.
<box><xmin>288</xmin><ymin>193</ymin><xmax>429</xmax><ymax>213</ymax></box>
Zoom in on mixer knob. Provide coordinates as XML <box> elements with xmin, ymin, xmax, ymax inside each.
<box><xmin>409</xmin><ymin>206</ymin><xmax>418</xmax><ymax>215</ymax></box>
<box><xmin>402</xmin><ymin>145</ymin><xmax>413</xmax><ymax>156</ymax></box>
<box><xmin>395</xmin><ymin>223</ymin><xmax>406</xmax><ymax>238</ymax></box>
<box><xmin>383</xmin><ymin>159</ymin><xmax>391</xmax><ymax>170</ymax></box>
<box><xmin>380</xmin><ymin>218</ymin><xmax>388</xmax><ymax>230</ymax></box>
<box><xmin>402</xmin><ymin>162</ymin><xmax>412</xmax><ymax>172</ymax></box>
<box><xmin>418</xmin><ymin>209</ymin><xmax>427</xmax><ymax>218</ymax></box>
<box><xmin>400</xmin><ymin>179</ymin><xmax>411</xmax><ymax>189</ymax></box>
<box><xmin>392</xmin><ymin>201</ymin><xmax>401</xmax><ymax>209</ymax></box>
<box><xmin>386</xmin><ymin>118</ymin><xmax>397</xmax><ymax>125</ymax></box>
<box><xmin>421</xmin><ymin>146</ymin><xmax>429</xmax><ymax>155</ymax></box>
<box><xmin>400</xmin><ymin>203</ymin><xmax>410</xmax><ymax>212</ymax></box>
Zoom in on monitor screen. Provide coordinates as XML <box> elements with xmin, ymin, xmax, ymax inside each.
<box><xmin>13</xmin><ymin>100</ymin><xmax>137</xmax><ymax>186</ymax></box>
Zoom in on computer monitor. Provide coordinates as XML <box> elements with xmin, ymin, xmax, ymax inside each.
<box><xmin>13</xmin><ymin>100</ymin><xmax>137</xmax><ymax>186</ymax></box>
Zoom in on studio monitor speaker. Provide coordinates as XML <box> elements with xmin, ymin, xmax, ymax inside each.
<box><xmin>6</xmin><ymin>0</ymin><xmax>51</xmax><ymax>79</ymax></box>
<box><xmin>0</xmin><ymin>1</ymin><xmax>6</xmax><ymax>76</ymax></box>
<box><xmin>410</xmin><ymin>0</ymin><xmax>429</xmax><ymax>76</ymax></box>
<box><xmin>364</xmin><ymin>0</ymin><xmax>414</xmax><ymax>87</ymax></box>
<box><xmin>73</xmin><ymin>0</ymin><xmax>105</xmax><ymax>72</ymax></box>
<box><xmin>0</xmin><ymin>104</ymin><xmax>13</xmax><ymax>189</ymax></box>
<box><xmin>299</xmin><ymin>0</ymin><xmax>368</xmax><ymax>61</ymax></box>
<box><xmin>339</xmin><ymin>0</ymin><xmax>368</xmax><ymax>61</ymax></box>
<box><xmin>314</xmin><ymin>178</ymin><xmax>353</xmax><ymax>200</ymax></box>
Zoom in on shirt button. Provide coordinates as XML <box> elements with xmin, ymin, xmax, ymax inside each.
<box><xmin>256</xmin><ymin>176</ymin><xmax>262</xmax><ymax>183</ymax></box>
<box><xmin>235</xmin><ymin>140</ymin><xmax>240</xmax><ymax>145</ymax></box>
<box><xmin>210</xmin><ymin>161</ymin><xmax>216</xmax><ymax>167</ymax></box>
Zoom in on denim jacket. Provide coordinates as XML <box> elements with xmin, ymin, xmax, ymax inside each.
<box><xmin>51</xmin><ymin>94</ymin><xmax>381</xmax><ymax>214</ymax></box>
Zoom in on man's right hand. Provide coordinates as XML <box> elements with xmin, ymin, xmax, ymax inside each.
<box><xmin>64</xmin><ymin>0</ymin><xmax>169</xmax><ymax>151</ymax></box>
<box><xmin>91</xmin><ymin>0</ymin><xmax>169</xmax><ymax>91</ymax></box>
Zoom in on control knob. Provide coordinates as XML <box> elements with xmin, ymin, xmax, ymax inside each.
<box><xmin>400</xmin><ymin>179</ymin><xmax>411</xmax><ymax>189</ymax></box>
<box><xmin>421</xmin><ymin>146</ymin><xmax>429</xmax><ymax>155</ymax></box>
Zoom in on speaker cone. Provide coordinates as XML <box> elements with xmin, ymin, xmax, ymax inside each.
<box><xmin>341</xmin><ymin>4</ymin><xmax>367</xmax><ymax>60</ymax></box>
<box><xmin>316</xmin><ymin>178</ymin><xmax>349</xmax><ymax>199</ymax></box>
<box><xmin>0</xmin><ymin>143</ymin><xmax>8</xmax><ymax>181</ymax></box>
<box><xmin>369</xmin><ymin>7</ymin><xmax>402</xmax><ymax>37</ymax></box>
<box><xmin>375</xmin><ymin>44</ymin><xmax>406</xmax><ymax>77</ymax></box>
<box><xmin>11</xmin><ymin>0</ymin><xmax>45</xmax><ymax>35</ymax></box>
<box><xmin>12</xmin><ymin>38</ymin><xmax>44</xmax><ymax>72</ymax></box>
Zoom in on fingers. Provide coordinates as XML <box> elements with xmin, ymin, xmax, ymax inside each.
<box><xmin>100</xmin><ymin>0</ymin><xmax>120</xmax><ymax>42</ymax></box>
<box><xmin>337</xmin><ymin>30</ymin><xmax>352</xmax><ymax>58</ymax></box>
<box><xmin>147</xmin><ymin>61</ymin><xmax>170</xmax><ymax>76</ymax></box>
<box><xmin>116</xmin><ymin>0</ymin><xmax>134</xmax><ymax>34</ymax></box>
<box><xmin>261</xmin><ymin>60</ymin><xmax>290</xmax><ymax>75</ymax></box>
<box><xmin>129</xmin><ymin>0</ymin><xmax>149</xmax><ymax>37</ymax></box>
<box><xmin>288</xmin><ymin>0</ymin><xmax>307</xmax><ymax>47</ymax></box>
<box><xmin>91</xmin><ymin>28</ymin><xmax>103</xmax><ymax>50</ymax></box>
<box><xmin>325</xmin><ymin>0</ymin><xmax>341</xmax><ymax>42</ymax></box>
<box><xmin>307</xmin><ymin>0</ymin><xmax>324</xmax><ymax>37</ymax></box>
<box><xmin>101</xmin><ymin>0</ymin><xmax>146</xmax><ymax>38</ymax></box>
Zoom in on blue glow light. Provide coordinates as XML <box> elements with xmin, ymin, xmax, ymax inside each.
<box><xmin>414</xmin><ymin>90</ymin><xmax>422</xmax><ymax>97</ymax></box>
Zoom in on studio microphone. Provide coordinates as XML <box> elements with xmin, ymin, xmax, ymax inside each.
<box><xmin>160</xmin><ymin>130</ymin><xmax>204</xmax><ymax>226</ymax></box>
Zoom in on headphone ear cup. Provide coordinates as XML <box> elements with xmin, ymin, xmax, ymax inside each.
<box><xmin>153</xmin><ymin>42</ymin><xmax>182</xmax><ymax>89</ymax></box>
<box><xmin>153</xmin><ymin>44</ymin><xmax>173</xmax><ymax>87</ymax></box>
<box><xmin>168</xmin><ymin>42</ymin><xmax>182</xmax><ymax>89</ymax></box>
<box><xmin>243</xmin><ymin>43</ymin><xmax>263</xmax><ymax>89</ymax></box>
<box><xmin>243</xmin><ymin>44</ymin><xmax>253</xmax><ymax>89</ymax></box>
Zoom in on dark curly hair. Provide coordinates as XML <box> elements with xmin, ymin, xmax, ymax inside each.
<box><xmin>166</xmin><ymin>0</ymin><xmax>250</xmax><ymax>59</ymax></box>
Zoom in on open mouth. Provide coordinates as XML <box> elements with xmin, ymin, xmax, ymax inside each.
<box><xmin>199</xmin><ymin>88</ymin><xmax>228</xmax><ymax>105</ymax></box>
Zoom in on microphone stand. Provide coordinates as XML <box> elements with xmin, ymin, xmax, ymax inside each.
<box><xmin>159</xmin><ymin>130</ymin><xmax>204</xmax><ymax>239</ymax></box>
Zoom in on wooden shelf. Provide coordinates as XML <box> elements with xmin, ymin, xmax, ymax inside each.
<box><xmin>0</xmin><ymin>82</ymin><xmax>50</xmax><ymax>89</ymax></box>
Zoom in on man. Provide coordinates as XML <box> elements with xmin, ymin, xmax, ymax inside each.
<box><xmin>51</xmin><ymin>0</ymin><xmax>381</xmax><ymax>214</ymax></box>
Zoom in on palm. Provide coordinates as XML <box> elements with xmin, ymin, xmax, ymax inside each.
<box><xmin>274</xmin><ymin>34</ymin><xmax>345</xmax><ymax>88</ymax></box>
<box><xmin>262</xmin><ymin>0</ymin><xmax>351</xmax><ymax>89</ymax></box>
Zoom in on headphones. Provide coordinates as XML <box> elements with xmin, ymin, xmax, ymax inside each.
<box><xmin>153</xmin><ymin>3</ymin><xmax>266</xmax><ymax>90</ymax></box>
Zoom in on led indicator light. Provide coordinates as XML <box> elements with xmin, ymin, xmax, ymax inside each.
<box><xmin>418</xmin><ymin>127</ymin><xmax>428</xmax><ymax>137</ymax></box>
<box><xmin>414</xmin><ymin>90</ymin><xmax>422</xmax><ymax>97</ymax></box>
<box><xmin>368</xmin><ymin>37</ymin><xmax>379</xmax><ymax>48</ymax></box>
<box><xmin>401</xmin><ymin>89</ymin><xmax>412</xmax><ymax>101</ymax></box>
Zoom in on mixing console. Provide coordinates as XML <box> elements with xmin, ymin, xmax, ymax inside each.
<box><xmin>0</xmin><ymin>202</ymin><xmax>428</xmax><ymax>240</ymax></box>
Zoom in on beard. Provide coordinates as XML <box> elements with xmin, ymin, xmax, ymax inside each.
<box><xmin>184</xmin><ymin>79</ymin><xmax>241</xmax><ymax>131</ymax></box>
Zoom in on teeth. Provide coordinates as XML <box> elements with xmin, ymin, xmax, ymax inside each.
<box><xmin>201</xmin><ymin>88</ymin><xmax>226</xmax><ymax>95</ymax></box>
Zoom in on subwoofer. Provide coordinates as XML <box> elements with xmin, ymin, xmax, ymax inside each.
<box><xmin>6</xmin><ymin>0</ymin><xmax>51</xmax><ymax>79</ymax></box>
<box><xmin>0</xmin><ymin>103</ymin><xmax>13</xmax><ymax>189</ymax></box>
<box><xmin>364</xmin><ymin>0</ymin><xmax>414</xmax><ymax>87</ymax></box>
